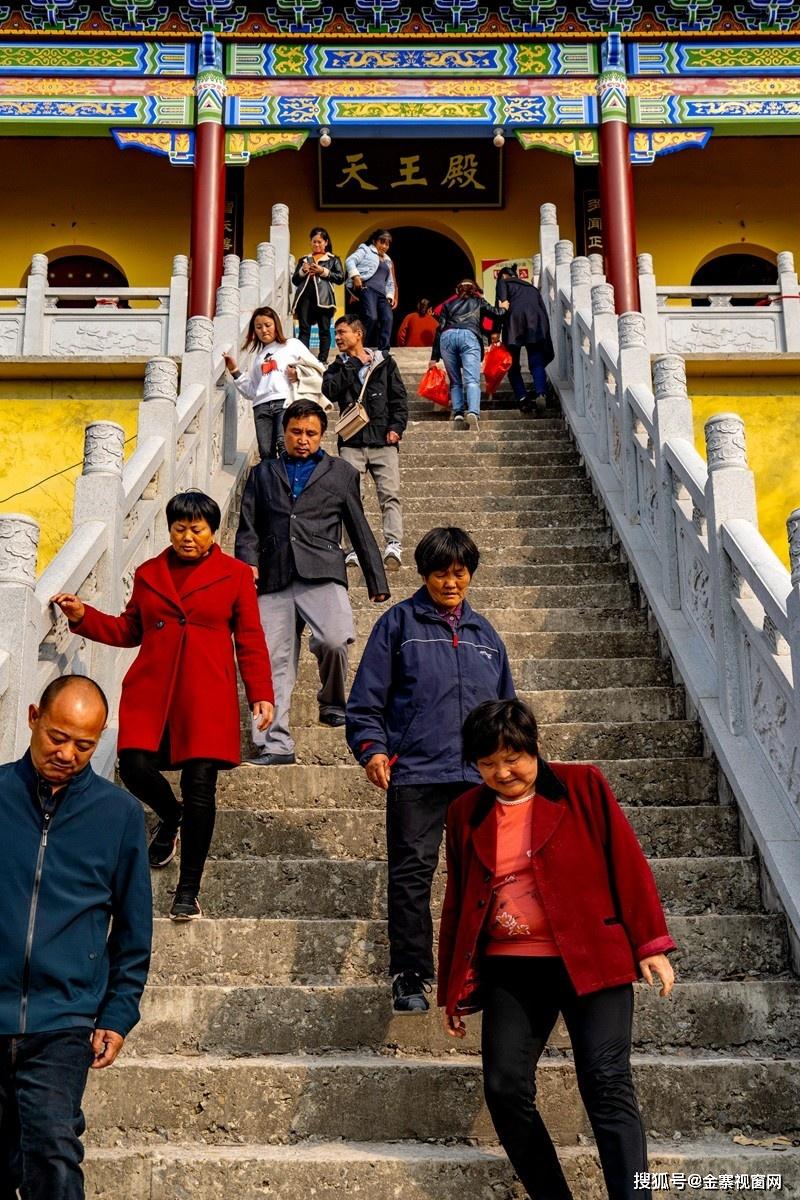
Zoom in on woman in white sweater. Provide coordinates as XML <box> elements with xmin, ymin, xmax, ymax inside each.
<box><xmin>224</xmin><ymin>306</ymin><xmax>326</xmax><ymax>460</ymax></box>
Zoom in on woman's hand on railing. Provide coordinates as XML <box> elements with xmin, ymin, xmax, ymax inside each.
<box><xmin>223</xmin><ymin>353</ymin><xmax>238</xmax><ymax>374</ymax></box>
<box><xmin>443</xmin><ymin>1013</ymin><xmax>467</xmax><ymax>1039</ymax></box>
<box><xmin>51</xmin><ymin>593</ymin><xmax>86</xmax><ymax>625</ymax></box>
<box><xmin>638</xmin><ymin>953</ymin><xmax>675</xmax><ymax>998</ymax></box>
<box><xmin>252</xmin><ymin>701</ymin><xmax>274</xmax><ymax>732</ymax></box>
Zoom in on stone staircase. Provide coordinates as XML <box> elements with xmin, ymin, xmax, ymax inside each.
<box><xmin>85</xmin><ymin>348</ymin><xmax>800</xmax><ymax>1197</ymax></box>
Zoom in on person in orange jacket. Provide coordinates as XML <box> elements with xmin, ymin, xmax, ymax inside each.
<box><xmin>396</xmin><ymin>298</ymin><xmax>439</xmax><ymax>347</ymax></box>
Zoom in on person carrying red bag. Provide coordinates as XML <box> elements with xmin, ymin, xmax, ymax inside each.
<box><xmin>495</xmin><ymin>264</ymin><xmax>554</xmax><ymax>415</ymax></box>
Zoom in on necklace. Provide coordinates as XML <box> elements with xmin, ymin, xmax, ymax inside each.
<box><xmin>496</xmin><ymin>790</ymin><xmax>536</xmax><ymax>807</ymax></box>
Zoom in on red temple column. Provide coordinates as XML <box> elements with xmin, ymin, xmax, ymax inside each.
<box><xmin>189</xmin><ymin>34</ymin><xmax>226</xmax><ymax>319</ymax></box>
<box><xmin>597</xmin><ymin>36</ymin><xmax>639</xmax><ymax>313</ymax></box>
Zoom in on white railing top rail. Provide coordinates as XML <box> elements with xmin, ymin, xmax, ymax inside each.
<box><xmin>538</xmin><ymin>201</ymin><xmax>800</xmax><ymax>963</ymax></box>
<box><xmin>0</xmin><ymin>203</ymin><xmax>293</xmax><ymax>777</ymax></box>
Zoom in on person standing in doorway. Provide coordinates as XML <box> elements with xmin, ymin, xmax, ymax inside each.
<box><xmin>225</xmin><ymin>307</ymin><xmax>325</xmax><ymax>461</ymax></box>
<box><xmin>292</xmin><ymin>226</ymin><xmax>345</xmax><ymax>365</ymax></box>
<box><xmin>345</xmin><ymin>527</ymin><xmax>515</xmax><ymax>1014</ymax></box>
<box><xmin>345</xmin><ymin>229</ymin><xmax>397</xmax><ymax>351</ymax></box>
<box><xmin>0</xmin><ymin>675</ymin><xmax>152</xmax><ymax>1199</ymax></box>
<box><xmin>323</xmin><ymin>314</ymin><xmax>408</xmax><ymax>573</ymax></box>
<box><xmin>496</xmin><ymin>264</ymin><xmax>554</xmax><ymax>415</ymax></box>
<box><xmin>235</xmin><ymin>400</ymin><xmax>389</xmax><ymax>767</ymax></box>
<box><xmin>396</xmin><ymin>298</ymin><xmax>439</xmax><ymax>348</ymax></box>
<box><xmin>431</xmin><ymin>281</ymin><xmax>508</xmax><ymax>432</ymax></box>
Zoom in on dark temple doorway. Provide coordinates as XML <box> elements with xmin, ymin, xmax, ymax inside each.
<box><xmin>388</xmin><ymin>226</ymin><xmax>474</xmax><ymax>341</ymax></box>
<box><xmin>690</xmin><ymin>253</ymin><xmax>777</xmax><ymax>307</ymax></box>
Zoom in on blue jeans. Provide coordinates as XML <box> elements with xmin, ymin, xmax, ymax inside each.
<box><xmin>360</xmin><ymin>286</ymin><xmax>393</xmax><ymax>351</ymax></box>
<box><xmin>0</xmin><ymin>1029</ymin><xmax>94</xmax><ymax>1199</ymax></box>
<box><xmin>508</xmin><ymin>343</ymin><xmax>548</xmax><ymax>401</ymax></box>
<box><xmin>440</xmin><ymin>328</ymin><xmax>482</xmax><ymax>416</ymax></box>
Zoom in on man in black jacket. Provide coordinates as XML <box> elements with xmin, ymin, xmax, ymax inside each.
<box><xmin>322</xmin><ymin>315</ymin><xmax>408</xmax><ymax>571</ymax></box>
<box><xmin>0</xmin><ymin>675</ymin><xmax>152</xmax><ymax>1199</ymax></box>
<box><xmin>235</xmin><ymin>399</ymin><xmax>389</xmax><ymax>766</ymax></box>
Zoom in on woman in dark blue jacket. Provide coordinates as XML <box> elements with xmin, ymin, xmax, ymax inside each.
<box><xmin>346</xmin><ymin>526</ymin><xmax>515</xmax><ymax>1013</ymax></box>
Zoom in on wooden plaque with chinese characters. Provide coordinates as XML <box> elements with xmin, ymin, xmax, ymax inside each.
<box><xmin>319</xmin><ymin>140</ymin><xmax>503</xmax><ymax>209</ymax></box>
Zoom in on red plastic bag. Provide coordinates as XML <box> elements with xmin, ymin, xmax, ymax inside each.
<box><xmin>482</xmin><ymin>343</ymin><xmax>512</xmax><ymax>397</ymax></box>
<box><xmin>418</xmin><ymin>362</ymin><xmax>450</xmax><ymax>407</ymax></box>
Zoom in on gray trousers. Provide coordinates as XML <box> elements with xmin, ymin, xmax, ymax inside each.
<box><xmin>254</xmin><ymin>579</ymin><xmax>355</xmax><ymax>756</ymax></box>
<box><xmin>339</xmin><ymin>443</ymin><xmax>403</xmax><ymax>547</ymax></box>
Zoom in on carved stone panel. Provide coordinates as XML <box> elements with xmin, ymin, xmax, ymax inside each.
<box><xmin>0</xmin><ymin>516</ymin><xmax>39</xmax><ymax>586</ymax></box>
<box><xmin>665</xmin><ymin>318</ymin><xmax>779</xmax><ymax>355</ymax></box>
<box><xmin>49</xmin><ymin>320</ymin><xmax>164</xmax><ymax>357</ymax></box>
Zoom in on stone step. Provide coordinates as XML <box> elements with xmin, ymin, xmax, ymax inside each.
<box><xmin>204</xmin><ymin>804</ymin><xmax>736</xmax><ymax>861</ymax></box>
<box><xmin>82</xmin><ymin>1139</ymin><xmax>800</xmax><ymax>1200</ymax></box>
<box><xmin>281</xmin><ymin>685</ymin><xmax>685</xmax><ymax>728</ymax></box>
<box><xmin>130</xmin><ymin>979</ymin><xmax>799</xmax><ymax>1058</ymax></box>
<box><xmin>352</xmin><ymin>605</ymin><xmax>645</xmax><ymax>635</ymax></box>
<box><xmin>150</xmin><ymin>855</ymin><xmax>759</xmax><ymax>919</ymax></box>
<box><xmin>384</xmin><ymin>494</ymin><xmax>598</xmax><ymax>516</ymax></box>
<box><xmin>400</xmin><ymin>449</ymin><xmax>582</xmax><ymax>467</ymax></box>
<box><xmin>215</xmin><ymin>757</ymin><xmax>718</xmax><ymax>810</ymax></box>
<box><xmin>83</xmin><ymin>1054</ymin><xmax>800</xmax><ymax>1146</ymax></box>
<box><xmin>354</xmin><ymin>562</ymin><xmax>628</xmax><ymax>589</ymax></box>
<box><xmin>363</xmin><ymin>583</ymin><xmax>630</xmax><ymax>609</ymax></box>
<box><xmin>286</xmin><ymin>720</ymin><xmax>704</xmax><ymax>765</ymax></box>
<box><xmin>147</xmin><ymin>914</ymin><xmax>789</xmax><ymax>986</ymax></box>
<box><xmin>400</xmin><ymin>463</ymin><xmax>584</xmax><ymax>480</ymax></box>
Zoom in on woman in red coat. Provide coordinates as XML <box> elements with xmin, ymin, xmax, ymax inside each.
<box><xmin>52</xmin><ymin>491</ymin><xmax>274</xmax><ymax>921</ymax></box>
<box><xmin>439</xmin><ymin>699</ymin><xmax>676</xmax><ymax>1200</ymax></box>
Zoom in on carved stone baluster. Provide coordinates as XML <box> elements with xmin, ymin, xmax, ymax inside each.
<box><xmin>538</xmin><ymin>203</ymin><xmax>560</xmax><ymax>312</ymax></box>
<box><xmin>270</xmin><ymin>203</ymin><xmax>291</xmax><ymax>321</ymax></box>
<box><xmin>786</xmin><ymin>508</ymin><xmax>800</xmax><ymax>757</ymax></box>
<box><xmin>652</xmin><ymin>355</ymin><xmax>694</xmax><ymax>610</ymax></box>
<box><xmin>167</xmin><ymin>254</ymin><xmax>189</xmax><ymax>357</ymax></box>
<box><xmin>0</xmin><ymin>515</ymin><xmax>41</xmax><ymax>759</ymax></box>
<box><xmin>22</xmin><ymin>253</ymin><xmax>48</xmax><ymax>355</ymax></box>
<box><xmin>618</xmin><ymin>312</ymin><xmax>650</xmax><ymax>523</ymax></box>
<box><xmin>589</xmin><ymin>282</ymin><xmax>616</xmax><ymax>461</ymax></box>
<box><xmin>239</xmin><ymin>259</ymin><xmax>260</xmax><ymax>314</ymax></box>
<box><xmin>637</xmin><ymin>251</ymin><xmax>663</xmax><ymax>354</ymax></box>
<box><xmin>704</xmin><ymin>412</ymin><xmax>758</xmax><ymax>734</ymax></box>
<box><xmin>569</xmin><ymin>257</ymin><xmax>592</xmax><ymax>418</ymax></box>
<box><xmin>138</xmin><ymin>357</ymin><xmax>179</xmax><ymax>549</ymax></box>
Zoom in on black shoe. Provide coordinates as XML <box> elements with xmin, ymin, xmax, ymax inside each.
<box><xmin>534</xmin><ymin>392</ymin><xmax>547</xmax><ymax>414</ymax></box>
<box><xmin>169</xmin><ymin>888</ymin><xmax>202</xmax><ymax>922</ymax></box>
<box><xmin>244</xmin><ymin>750</ymin><xmax>297</xmax><ymax>766</ymax></box>
<box><xmin>519</xmin><ymin>397</ymin><xmax>534</xmax><ymax>414</ymax></box>
<box><xmin>319</xmin><ymin>710</ymin><xmax>346</xmax><ymax>728</ymax></box>
<box><xmin>392</xmin><ymin>970</ymin><xmax>431</xmax><ymax>1014</ymax></box>
<box><xmin>148</xmin><ymin>820</ymin><xmax>179</xmax><ymax>868</ymax></box>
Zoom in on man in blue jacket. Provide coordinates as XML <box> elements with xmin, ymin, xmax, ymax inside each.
<box><xmin>345</xmin><ymin>527</ymin><xmax>515</xmax><ymax>1013</ymax></box>
<box><xmin>0</xmin><ymin>674</ymin><xmax>152</xmax><ymax>1199</ymax></box>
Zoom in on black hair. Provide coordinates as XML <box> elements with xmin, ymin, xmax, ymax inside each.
<box><xmin>497</xmin><ymin>264</ymin><xmax>518</xmax><ymax>280</ymax></box>
<box><xmin>334</xmin><ymin>314</ymin><xmax>366</xmax><ymax>337</ymax></box>
<box><xmin>310</xmin><ymin>226</ymin><xmax>333</xmax><ymax>252</ymax></box>
<box><xmin>414</xmin><ymin>526</ymin><xmax>480</xmax><ymax>577</ymax></box>
<box><xmin>39</xmin><ymin>674</ymin><xmax>109</xmax><ymax>719</ymax></box>
<box><xmin>368</xmin><ymin>229</ymin><xmax>392</xmax><ymax>245</ymax></box>
<box><xmin>166</xmin><ymin>490</ymin><xmax>221</xmax><ymax>533</ymax></box>
<box><xmin>462</xmin><ymin>699</ymin><xmax>539</xmax><ymax>763</ymax></box>
<box><xmin>282</xmin><ymin>399</ymin><xmax>328</xmax><ymax>433</ymax></box>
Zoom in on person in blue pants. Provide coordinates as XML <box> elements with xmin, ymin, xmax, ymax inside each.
<box><xmin>496</xmin><ymin>264</ymin><xmax>555</xmax><ymax>414</ymax></box>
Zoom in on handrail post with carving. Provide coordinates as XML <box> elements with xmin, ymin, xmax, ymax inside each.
<box><xmin>181</xmin><ymin>316</ymin><xmax>216</xmax><ymax>487</ymax></box>
<box><xmin>778</xmin><ymin>251</ymin><xmax>800</xmax><ymax>353</ymax></box>
<box><xmin>270</xmin><ymin>203</ymin><xmax>291</xmax><ymax>322</ymax></box>
<box><xmin>257</xmin><ymin>241</ymin><xmax>277</xmax><ymax>308</ymax></box>
<box><xmin>538</xmin><ymin>204</ymin><xmax>560</xmax><ymax>326</ymax></box>
<box><xmin>239</xmin><ymin>258</ymin><xmax>260</xmax><ymax>315</ymax></box>
<box><xmin>589</xmin><ymin>282</ymin><xmax>616</xmax><ymax>463</ymax></box>
<box><xmin>570</xmin><ymin>257</ymin><xmax>592</xmax><ymax>418</ymax></box>
<box><xmin>618</xmin><ymin>312</ymin><xmax>650</xmax><ymax>524</ymax></box>
<box><xmin>21</xmin><ymin>255</ymin><xmax>48</xmax><ymax>356</ymax></box>
<box><xmin>167</xmin><ymin>255</ymin><xmax>189</xmax><ymax>357</ymax></box>
<box><xmin>138</xmin><ymin>358</ymin><xmax>180</xmax><ymax>547</ymax></box>
<box><xmin>704</xmin><ymin>413</ymin><xmax>759</xmax><ymax>735</ymax></box>
<box><xmin>72</xmin><ymin>422</ymin><xmax>127</xmax><ymax>706</ymax></box>
<box><xmin>652</xmin><ymin>356</ymin><xmax>694</xmax><ymax>609</ymax></box>
<box><xmin>787</xmin><ymin>509</ymin><xmax>800</xmax><ymax>757</ymax></box>
<box><xmin>0</xmin><ymin>516</ymin><xmax>41</xmax><ymax>760</ymax></box>
<box><xmin>553</xmin><ymin>240</ymin><xmax>574</xmax><ymax>381</ymax></box>
<box><xmin>213</xmin><ymin>285</ymin><xmax>242</xmax><ymax>463</ymax></box>
<box><xmin>637</xmin><ymin>253</ymin><xmax>663</xmax><ymax>354</ymax></box>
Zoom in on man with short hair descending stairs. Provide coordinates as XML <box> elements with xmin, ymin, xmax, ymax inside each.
<box><xmin>84</xmin><ymin>346</ymin><xmax>800</xmax><ymax>1197</ymax></box>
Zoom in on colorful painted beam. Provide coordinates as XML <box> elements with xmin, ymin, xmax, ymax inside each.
<box><xmin>0</xmin><ymin>77</ymin><xmax>194</xmax><ymax>126</ymax></box>
<box><xmin>0</xmin><ymin>40</ymin><xmax>194</xmax><ymax>75</ymax></box>
<box><xmin>629</xmin><ymin>77</ymin><xmax>800</xmax><ymax>130</ymax></box>
<box><xmin>631</xmin><ymin>41</ymin><xmax>800</xmax><ymax>76</ymax></box>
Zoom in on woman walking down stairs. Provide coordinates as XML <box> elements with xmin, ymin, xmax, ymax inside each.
<box><xmin>84</xmin><ymin>348</ymin><xmax>800</xmax><ymax>1197</ymax></box>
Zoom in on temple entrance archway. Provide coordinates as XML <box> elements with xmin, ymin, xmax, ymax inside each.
<box><xmin>39</xmin><ymin>249</ymin><xmax>129</xmax><ymax>309</ymax></box>
<box><xmin>387</xmin><ymin>226</ymin><xmax>474</xmax><ymax>337</ymax></box>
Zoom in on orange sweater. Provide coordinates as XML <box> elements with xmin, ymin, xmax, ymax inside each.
<box><xmin>485</xmin><ymin>796</ymin><xmax>560</xmax><ymax>957</ymax></box>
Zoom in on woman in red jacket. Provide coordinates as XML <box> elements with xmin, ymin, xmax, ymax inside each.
<box><xmin>52</xmin><ymin>491</ymin><xmax>274</xmax><ymax>922</ymax></box>
<box><xmin>439</xmin><ymin>699</ymin><xmax>675</xmax><ymax>1200</ymax></box>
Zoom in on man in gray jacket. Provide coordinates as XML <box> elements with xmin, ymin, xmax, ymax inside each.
<box><xmin>235</xmin><ymin>399</ymin><xmax>389</xmax><ymax>766</ymax></box>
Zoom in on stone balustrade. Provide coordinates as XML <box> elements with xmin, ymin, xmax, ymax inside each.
<box><xmin>0</xmin><ymin>206</ymin><xmax>292</xmax><ymax>778</ymax></box>
<box><xmin>638</xmin><ymin>251</ymin><xmax>800</xmax><ymax>356</ymax></box>
<box><xmin>540</xmin><ymin>203</ymin><xmax>800</xmax><ymax>961</ymax></box>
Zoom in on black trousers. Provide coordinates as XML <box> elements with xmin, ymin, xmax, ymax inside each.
<box><xmin>481</xmin><ymin>957</ymin><xmax>650</xmax><ymax>1200</ymax></box>
<box><xmin>296</xmin><ymin>299</ymin><xmax>332</xmax><ymax>363</ymax></box>
<box><xmin>253</xmin><ymin>401</ymin><xmax>285</xmax><ymax>461</ymax></box>
<box><xmin>118</xmin><ymin>750</ymin><xmax>219</xmax><ymax>894</ymax></box>
<box><xmin>0</xmin><ymin>1029</ymin><xmax>94</xmax><ymax>1200</ymax></box>
<box><xmin>386</xmin><ymin>781</ymin><xmax>468</xmax><ymax>978</ymax></box>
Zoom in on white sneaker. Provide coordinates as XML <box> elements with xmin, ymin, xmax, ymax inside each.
<box><xmin>465</xmin><ymin>412</ymin><xmax>480</xmax><ymax>431</ymax></box>
<box><xmin>452</xmin><ymin>413</ymin><xmax>466</xmax><ymax>429</ymax></box>
<box><xmin>345</xmin><ymin>550</ymin><xmax>359</xmax><ymax>567</ymax></box>
<box><xmin>383</xmin><ymin>542</ymin><xmax>402</xmax><ymax>571</ymax></box>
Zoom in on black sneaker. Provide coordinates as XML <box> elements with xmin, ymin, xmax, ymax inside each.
<box><xmin>319</xmin><ymin>710</ymin><xmax>346</xmax><ymax>728</ymax></box>
<box><xmin>148</xmin><ymin>821</ymin><xmax>179</xmax><ymax>869</ymax></box>
<box><xmin>169</xmin><ymin>888</ymin><xmax>202</xmax><ymax>922</ymax></box>
<box><xmin>392</xmin><ymin>970</ymin><xmax>431</xmax><ymax>1014</ymax></box>
<box><xmin>243</xmin><ymin>751</ymin><xmax>296</xmax><ymax>766</ymax></box>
